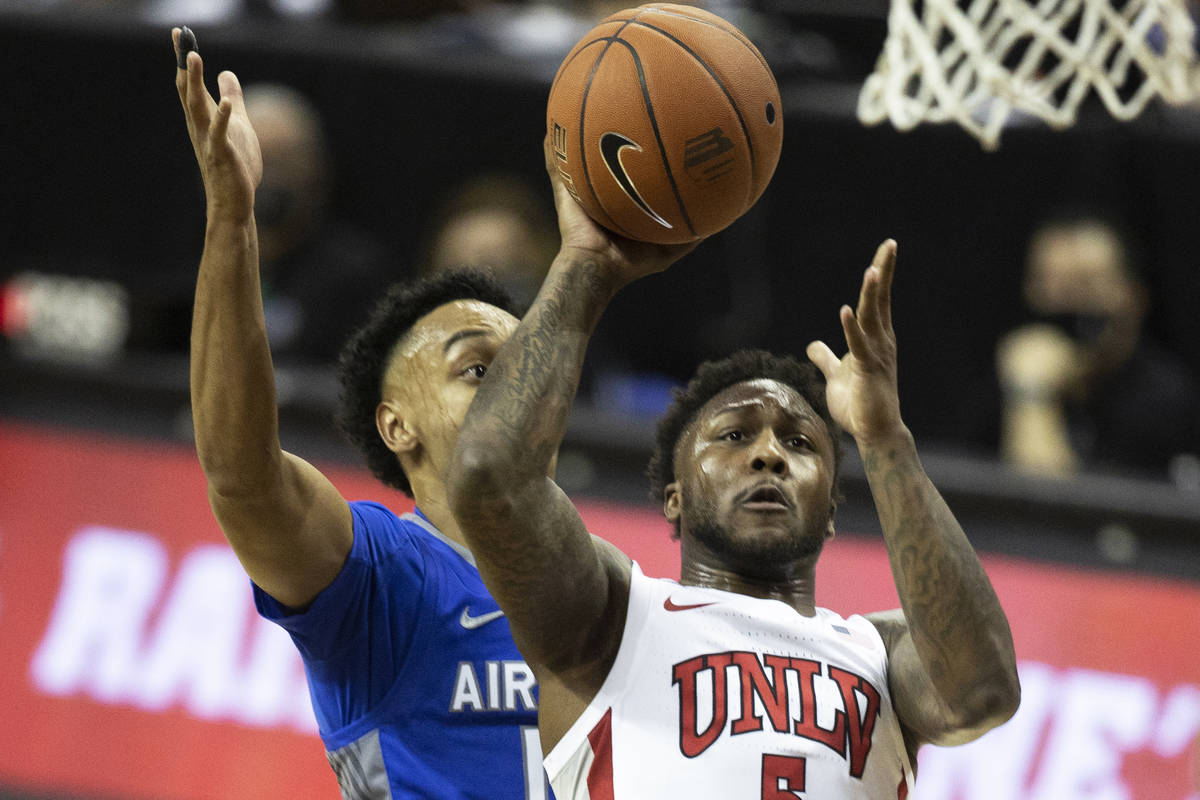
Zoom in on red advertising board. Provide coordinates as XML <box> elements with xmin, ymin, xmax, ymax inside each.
<box><xmin>2</xmin><ymin>421</ymin><xmax>1198</xmax><ymax>798</ymax></box>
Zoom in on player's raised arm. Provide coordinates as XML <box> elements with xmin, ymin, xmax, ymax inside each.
<box><xmin>174</xmin><ymin>28</ymin><xmax>350</xmax><ymax>609</ymax></box>
<box><xmin>446</xmin><ymin>141</ymin><xmax>697</xmax><ymax>736</ymax></box>
<box><xmin>806</xmin><ymin>241</ymin><xmax>1020</xmax><ymax>750</ymax></box>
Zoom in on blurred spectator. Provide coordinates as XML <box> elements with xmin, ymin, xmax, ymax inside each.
<box><xmin>415</xmin><ymin>169</ymin><xmax>693</xmax><ymax>417</ymax></box>
<box><xmin>74</xmin><ymin>82</ymin><xmax>395</xmax><ymax>363</ymax></box>
<box><xmin>240</xmin><ymin>82</ymin><xmax>394</xmax><ymax>363</ymax></box>
<box><xmin>995</xmin><ymin>212</ymin><xmax>1200</xmax><ymax>480</ymax></box>
<box><xmin>418</xmin><ymin>171</ymin><xmax>557</xmax><ymax>309</ymax></box>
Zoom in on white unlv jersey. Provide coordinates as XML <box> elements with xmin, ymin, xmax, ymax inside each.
<box><xmin>545</xmin><ymin>563</ymin><xmax>915</xmax><ymax>799</ymax></box>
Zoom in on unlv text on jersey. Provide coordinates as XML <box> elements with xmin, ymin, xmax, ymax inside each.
<box><xmin>673</xmin><ymin>651</ymin><xmax>881</xmax><ymax>777</ymax></box>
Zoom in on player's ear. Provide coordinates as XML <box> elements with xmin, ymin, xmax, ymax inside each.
<box><xmin>826</xmin><ymin>500</ymin><xmax>837</xmax><ymax>541</ymax></box>
<box><xmin>377</xmin><ymin>400</ymin><xmax>419</xmax><ymax>456</ymax></box>
<box><xmin>663</xmin><ymin>482</ymin><xmax>683</xmax><ymax>524</ymax></box>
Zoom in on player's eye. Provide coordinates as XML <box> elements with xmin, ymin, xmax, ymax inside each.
<box><xmin>787</xmin><ymin>435</ymin><xmax>812</xmax><ymax>450</ymax></box>
<box><xmin>462</xmin><ymin>364</ymin><xmax>487</xmax><ymax>379</ymax></box>
<box><xmin>720</xmin><ymin>430</ymin><xmax>743</xmax><ymax>442</ymax></box>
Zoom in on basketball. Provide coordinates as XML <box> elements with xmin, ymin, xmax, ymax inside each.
<box><xmin>546</xmin><ymin>3</ymin><xmax>783</xmax><ymax>245</ymax></box>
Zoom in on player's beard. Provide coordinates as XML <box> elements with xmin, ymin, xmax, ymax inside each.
<box><xmin>687</xmin><ymin>505</ymin><xmax>828</xmax><ymax>579</ymax></box>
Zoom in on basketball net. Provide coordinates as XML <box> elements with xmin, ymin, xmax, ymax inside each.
<box><xmin>857</xmin><ymin>0</ymin><xmax>1200</xmax><ymax>148</ymax></box>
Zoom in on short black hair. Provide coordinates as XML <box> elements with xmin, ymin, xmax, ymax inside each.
<box><xmin>336</xmin><ymin>268</ymin><xmax>519</xmax><ymax>495</ymax></box>
<box><xmin>647</xmin><ymin>349</ymin><xmax>843</xmax><ymax>506</ymax></box>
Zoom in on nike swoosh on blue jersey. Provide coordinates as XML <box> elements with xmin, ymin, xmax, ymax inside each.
<box><xmin>459</xmin><ymin>606</ymin><xmax>506</xmax><ymax>630</ymax></box>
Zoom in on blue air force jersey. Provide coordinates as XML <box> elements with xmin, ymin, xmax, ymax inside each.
<box><xmin>253</xmin><ymin>501</ymin><xmax>551</xmax><ymax>800</ymax></box>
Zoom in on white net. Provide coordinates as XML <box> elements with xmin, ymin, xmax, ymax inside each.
<box><xmin>857</xmin><ymin>0</ymin><xmax>1200</xmax><ymax>148</ymax></box>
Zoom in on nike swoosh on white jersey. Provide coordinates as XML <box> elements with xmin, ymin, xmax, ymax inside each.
<box><xmin>459</xmin><ymin>606</ymin><xmax>506</xmax><ymax>630</ymax></box>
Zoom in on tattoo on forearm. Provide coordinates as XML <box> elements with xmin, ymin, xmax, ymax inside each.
<box><xmin>863</xmin><ymin>446</ymin><xmax>1014</xmax><ymax>701</ymax></box>
<box><xmin>472</xmin><ymin>258</ymin><xmax>609</xmax><ymax>466</ymax></box>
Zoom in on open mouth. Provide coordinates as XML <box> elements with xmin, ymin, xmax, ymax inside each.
<box><xmin>740</xmin><ymin>484</ymin><xmax>790</xmax><ymax>512</ymax></box>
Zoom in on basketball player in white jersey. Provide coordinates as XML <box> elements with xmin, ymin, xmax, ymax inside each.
<box><xmin>446</xmin><ymin>149</ymin><xmax>1021</xmax><ymax>797</ymax></box>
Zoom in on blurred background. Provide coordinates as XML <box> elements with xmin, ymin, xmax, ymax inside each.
<box><xmin>1</xmin><ymin>0</ymin><xmax>1199</xmax><ymax>798</ymax></box>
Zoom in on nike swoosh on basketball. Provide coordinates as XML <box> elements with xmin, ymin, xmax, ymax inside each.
<box><xmin>459</xmin><ymin>606</ymin><xmax>506</xmax><ymax>629</ymax></box>
<box><xmin>599</xmin><ymin>131</ymin><xmax>674</xmax><ymax>230</ymax></box>
<box><xmin>664</xmin><ymin>596</ymin><xmax>716</xmax><ymax>612</ymax></box>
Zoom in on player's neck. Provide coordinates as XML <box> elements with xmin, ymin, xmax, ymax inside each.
<box><xmin>409</xmin><ymin>478</ymin><xmax>470</xmax><ymax>551</ymax></box>
<box><xmin>679</xmin><ymin>542</ymin><xmax>818</xmax><ymax>617</ymax></box>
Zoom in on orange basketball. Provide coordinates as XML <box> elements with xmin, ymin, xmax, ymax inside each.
<box><xmin>546</xmin><ymin>3</ymin><xmax>783</xmax><ymax>245</ymax></box>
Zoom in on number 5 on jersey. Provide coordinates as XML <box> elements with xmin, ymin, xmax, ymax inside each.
<box><xmin>763</xmin><ymin>754</ymin><xmax>806</xmax><ymax>799</ymax></box>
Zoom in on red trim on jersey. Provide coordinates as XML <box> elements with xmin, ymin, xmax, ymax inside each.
<box><xmin>897</xmin><ymin>773</ymin><xmax>909</xmax><ymax>799</ymax></box>
<box><xmin>586</xmin><ymin>708</ymin><xmax>615</xmax><ymax>800</ymax></box>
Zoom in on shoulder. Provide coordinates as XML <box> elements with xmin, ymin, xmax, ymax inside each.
<box><xmin>345</xmin><ymin>501</ymin><xmax>435</xmax><ymax>566</ymax></box>
<box><xmin>863</xmin><ymin>607</ymin><xmax>907</xmax><ymax>643</ymax></box>
<box><xmin>594</xmin><ymin>536</ymin><xmax>633</xmax><ymax>581</ymax></box>
<box><xmin>861</xmin><ymin>608</ymin><xmax>908</xmax><ymax>659</ymax></box>
<box><xmin>807</xmin><ymin>607</ymin><xmax>895</xmax><ymax>663</ymax></box>
<box><xmin>347</xmin><ymin>501</ymin><xmax>429</xmax><ymax>537</ymax></box>
<box><xmin>348</xmin><ymin>499</ymin><xmax>397</xmax><ymax>521</ymax></box>
<box><xmin>348</xmin><ymin>500</ymin><xmax>405</xmax><ymax>540</ymax></box>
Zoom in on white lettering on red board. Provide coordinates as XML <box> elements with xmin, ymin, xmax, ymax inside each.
<box><xmin>916</xmin><ymin>662</ymin><xmax>1200</xmax><ymax>799</ymax></box>
<box><xmin>26</xmin><ymin>527</ymin><xmax>1200</xmax><ymax>799</ymax></box>
<box><xmin>30</xmin><ymin>526</ymin><xmax>316</xmax><ymax>733</ymax></box>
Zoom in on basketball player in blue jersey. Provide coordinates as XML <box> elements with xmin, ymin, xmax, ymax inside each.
<box><xmin>446</xmin><ymin>146</ymin><xmax>1020</xmax><ymax>795</ymax></box>
<box><xmin>170</xmin><ymin>27</ymin><xmax>671</xmax><ymax>798</ymax></box>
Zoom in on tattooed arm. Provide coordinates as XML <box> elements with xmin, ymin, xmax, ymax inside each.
<box><xmin>807</xmin><ymin>242</ymin><xmax>1020</xmax><ymax>752</ymax></box>
<box><xmin>446</xmin><ymin>143</ymin><xmax>697</xmax><ymax>748</ymax></box>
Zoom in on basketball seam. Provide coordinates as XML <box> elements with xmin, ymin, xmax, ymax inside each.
<box><xmin>626</xmin><ymin>20</ymin><xmax>757</xmax><ymax>175</ymax></box>
<box><xmin>640</xmin><ymin>6</ymin><xmax>773</xmax><ymax>76</ymax></box>
<box><xmin>550</xmin><ymin>37</ymin><xmax>609</xmax><ymax>99</ymax></box>
<box><xmin>577</xmin><ymin>28</ymin><xmax>640</xmax><ymax>239</ymax></box>
<box><xmin>608</xmin><ymin>36</ymin><xmax>697</xmax><ymax>240</ymax></box>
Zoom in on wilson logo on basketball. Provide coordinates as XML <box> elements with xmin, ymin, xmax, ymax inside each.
<box><xmin>683</xmin><ymin>127</ymin><xmax>736</xmax><ymax>184</ymax></box>
<box><xmin>672</xmin><ymin>651</ymin><xmax>881</xmax><ymax>777</ymax></box>
<box><xmin>551</xmin><ymin>120</ymin><xmax>569</xmax><ymax>162</ymax></box>
<box><xmin>549</xmin><ymin>120</ymin><xmax>582</xmax><ymax>205</ymax></box>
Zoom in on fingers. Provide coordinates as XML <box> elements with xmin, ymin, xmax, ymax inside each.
<box><xmin>854</xmin><ymin>239</ymin><xmax>897</xmax><ymax>338</ymax></box>
<box><xmin>543</xmin><ymin>134</ymin><xmax>583</xmax><ymax>236</ymax></box>
<box><xmin>872</xmin><ymin>239</ymin><xmax>897</xmax><ymax>292</ymax></box>
<box><xmin>543</xmin><ymin>134</ymin><xmax>556</xmax><ymax>179</ymax></box>
<box><xmin>184</xmin><ymin>50</ymin><xmax>214</xmax><ymax>129</ymax></box>
<box><xmin>212</xmin><ymin>96</ymin><xmax>233</xmax><ymax>144</ymax></box>
<box><xmin>854</xmin><ymin>261</ymin><xmax>874</xmax><ymax>323</ymax></box>
<box><xmin>172</xmin><ymin>27</ymin><xmax>200</xmax><ymax>106</ymax></box>
<box><xmin>211</xmin><ymin>71</ymin><xmax>240</xmax><ymax>142</ymax></box>
<box><xmin>170</xmin><ymin>25</ymin><xmax>214</xmax><ymax>127</ymax></box>
<box><xmin>839</xmin><ymin>303</ymin><xmax>871</xmax><ymax>358</ymax></box>
<box><xmin>814</xmin><ymin>239</ymin><xmax>899</xmax><ymax>373</ymax></box>
<box><xmin>870</xmin><ymin>239</ymin><xmax>897</xmax><ymax>331</ymax></box>
<box><xmin>173</xmin><ymin>28</ymin><xmax>188</xmax><ymax>104</ymax></box>
<box><xmin>544</xmin><ymin>136</ymin><xmax>573</xmax><ymax>205</ymax></box>
<box><xmin>217</xmin><ymin>70</ymin><xmax>246</xmax><ymax>117</ymax></box>
<box><xmin>805</xmin><ymin>339</ymin><xmax>839</xmax><ymax>378</ymax></box>
<box><xmin>176</xmin><ymin>26</ymin><xmax>197</xmax><ymax>70</ymax></box>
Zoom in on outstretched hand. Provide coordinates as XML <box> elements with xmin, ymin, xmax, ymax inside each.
<box><xmin>543</xmin><ymin>137</ymin><xmax>700</xmax><ymax>288</ymax></box>
<box><xmin>173</xmin><ymin>27</ymin><xmax>262</xmax><ymax>223</ymax></box>
<box><xmin>806</xmin><ymin>240</ymin><xmax>905</xmax><ymax>445</ymax></box>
